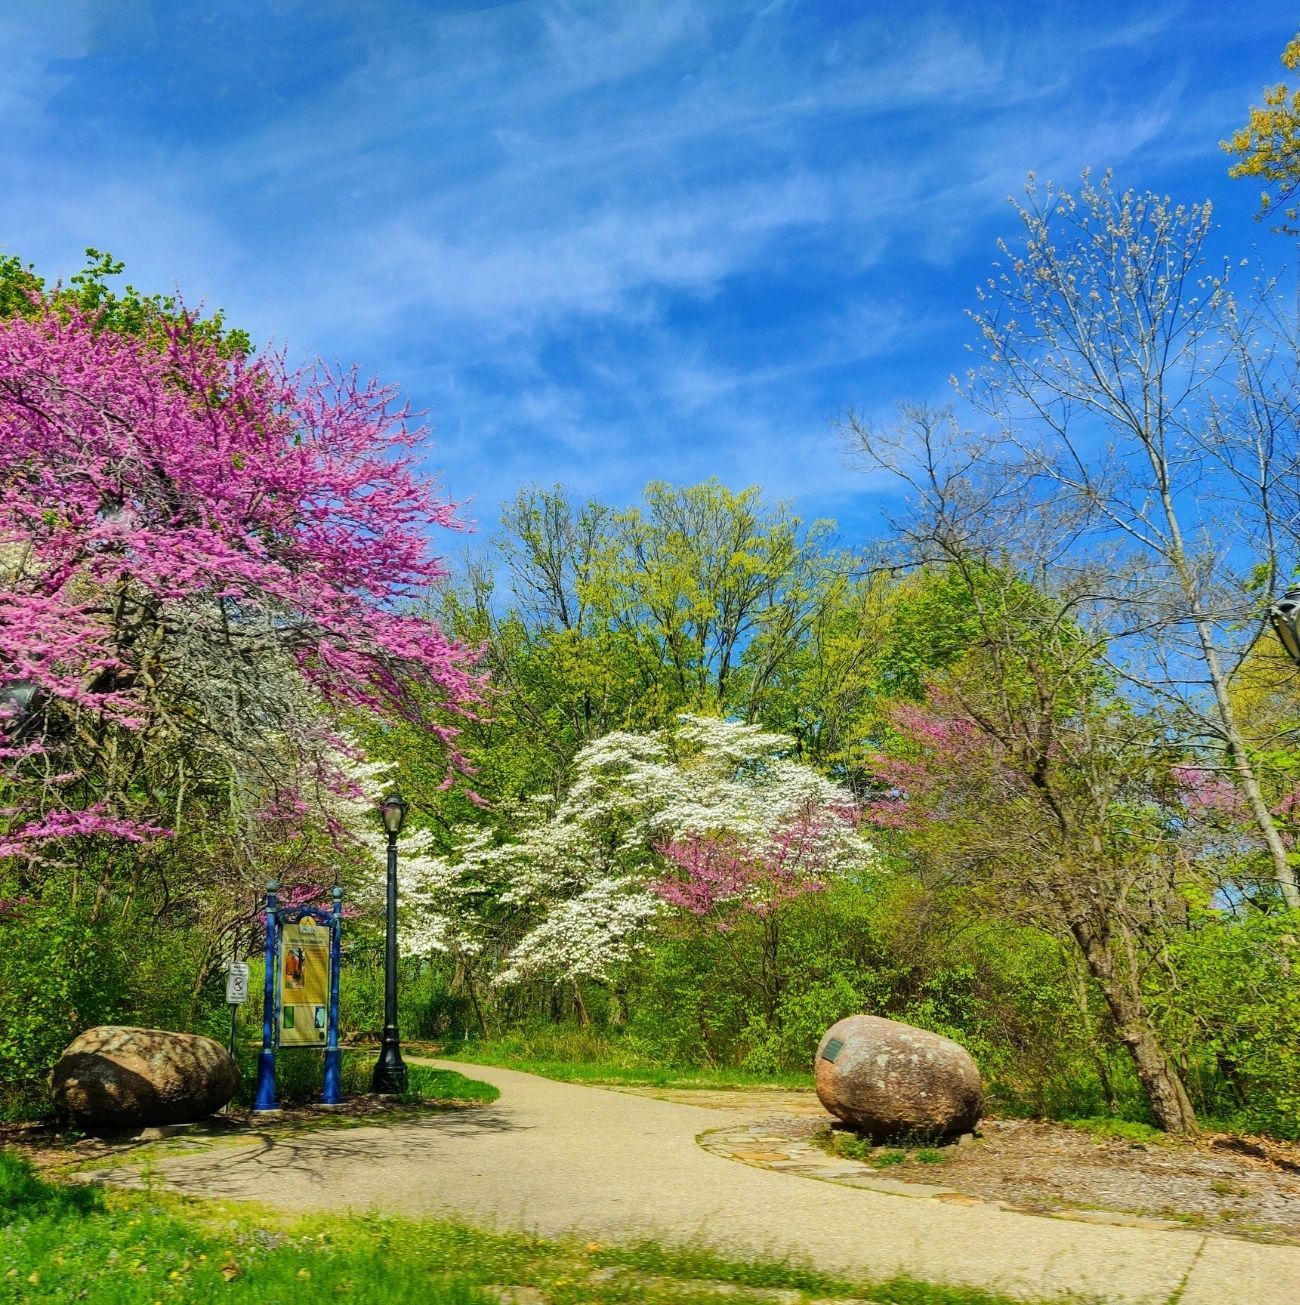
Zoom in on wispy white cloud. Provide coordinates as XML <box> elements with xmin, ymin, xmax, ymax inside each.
<box><xmin>0</xmin><ymin>0</ymin><xmax>1292</xmax><ymax>542</ymax></box>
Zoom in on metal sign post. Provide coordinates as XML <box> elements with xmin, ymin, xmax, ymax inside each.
<box><xmin>225</xmin><ymin>955</ymin><xmax>249</xmax><ymax>1059</ymax></box>
<box><xmin>253</xmin><ymin>881</ymin><xmax>280</xmax><ymax>1111</ymax></box>
<box><xmin>323</xmin><ymin>886</ymin><xmax>343</xmax><ymax>1105</ymax></box>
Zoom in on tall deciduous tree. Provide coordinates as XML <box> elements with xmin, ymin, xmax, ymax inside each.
<box><xmin>851</xmin><ymin>177</ymin><xmax>1300</xmax><ymax>908</ymax></box>
<box><xmin>588</xmin><ymin>480</ymin><xmax>844</xmax><ymax>722</ymax></box>
<box><xmin>862</xmin><ymin>562</ymin><xmax>1201</xmax><ymax>1135</ymax></box>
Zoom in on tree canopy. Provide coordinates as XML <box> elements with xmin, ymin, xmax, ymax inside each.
<box><xmin>1224</xmin><ymin>33</ymin><xmax>1300</xmax><ymax>231</ymax></box>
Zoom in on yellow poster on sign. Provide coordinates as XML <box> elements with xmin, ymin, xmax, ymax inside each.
<box><xmin>280</xmin><ymin>917</ymin><xmax>329</xmax><ymax>1045</ymax></box>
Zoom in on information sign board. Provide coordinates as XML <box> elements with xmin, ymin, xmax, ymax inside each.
<box><xmin>279</xmin><ymin>916</ymin><xmax>329</xmax><ymax>1044</ymax></box>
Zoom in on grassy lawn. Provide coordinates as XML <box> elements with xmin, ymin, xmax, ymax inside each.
<box><xmin>0</xmin><ymin>1150</ymin><xmax>1057</xmax><ymax>1304</ymax></box>
<box><xmin>232</xmin><ymin>1049</ymin><xmax>500</xmax><ymax>1111</ymax></box>
<box><xmin>434</xmin><ymin>1029</ymin><xmax>811</xmax><ymax>1092</ymax></box>
<box><xmin>334</xmin><ymin>1053</ymin><xmax>499</xmax><ymax>1106</ymax></box>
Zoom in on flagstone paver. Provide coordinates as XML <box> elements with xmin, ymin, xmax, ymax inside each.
<box><xmin>85</xmin><ymin>1058</ymin><xmax>1300</xmax><ymax>1304</ymax></box>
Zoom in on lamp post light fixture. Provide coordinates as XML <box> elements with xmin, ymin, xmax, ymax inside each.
<box><xmin>0</xmin><ymin>680</ymin><xmax>40</xmax><ymax>740</ymax></box>
<box><xmin>372</xmin><ymin>793</ymin><xmax>409</xmax><ymax>1094</ymax></box>
<box><xmin>1270</xmin><ymin>587</ymin><xmax>1300</xmax><ymax>667</ymax></box>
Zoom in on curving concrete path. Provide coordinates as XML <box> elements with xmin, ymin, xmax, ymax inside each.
<box><xmin>91</xmin><ymin>1059</ymin><xmax>1300</xmax><ymax>1303</ymax></box>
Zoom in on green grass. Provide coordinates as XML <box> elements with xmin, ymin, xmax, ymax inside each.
<box><xmin>1061</xmin><ymin>1117</ymin><xmax>1170</xmax><ymax>1145</ymax></box>
<box><xmin>815</xmin><ymin>1129</ymin><xmax>954</xmax><ymax>1168</ymax></box>
<box><xmin>0</xmin><ymin>1150</ymin><xmax>1057</xmax><ymax>1303</ymax></box>
<box><xmin>440</xmin><ymin>1029</ymin><xmax>810</xmax><ymax>1091</ymax></box>
<box><xmin>232</xmin><ymin>1049</ymin><xmax>499</xmax><ymax>1110</ymax></box>
<box><xmin>382</xmin><ymin>1060</ymin><xmax>499</xmax><ymax>1107</ymax></box>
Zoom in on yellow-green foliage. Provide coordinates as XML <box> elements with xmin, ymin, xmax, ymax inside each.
<box><xmin>1224</xmin><ymin>34</ymin><xmax>1300</xmax><ymax>230</ymax></box>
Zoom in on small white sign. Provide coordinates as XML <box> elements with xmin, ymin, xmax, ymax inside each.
<box><xmin>225</xmin><ymin>961</ymin><xmax>250</xmax><ymax>1005</ymax></box>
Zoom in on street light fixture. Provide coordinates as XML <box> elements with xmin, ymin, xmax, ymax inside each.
<box><xmin>0</xmin><ymin>680</ymin><xmax>39</xmax><ymax>740</ymax></box>
<box><xmin>372</xmin><ymin>792</ymin><xmax>409</xmax><ymax>1094</ymax></box>
<box><xmin>1269</xmin><ymin>587</ymin><xmax>1300</xmax><ymax>666</ymax></box>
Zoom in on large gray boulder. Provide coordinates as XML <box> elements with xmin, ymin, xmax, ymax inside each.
<box><xmin>814</xmin><ymin>1014</ymin><xmax>982</xmax><ymax>1141</ymax></box>
<box><xmin>51</xmin><ymin>1026</ymin><xmax>239</xmax><ymax>1132</ymax></box>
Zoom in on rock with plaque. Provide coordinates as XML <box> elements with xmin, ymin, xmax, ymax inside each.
<box><xmin>814</xmin><ymin>1013</ymin><xmax>982</xmax><ymax>1141</ymax></box>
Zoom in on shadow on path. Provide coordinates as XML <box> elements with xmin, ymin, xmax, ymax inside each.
<box><xmin>98</xmin><ymin>1106</ymin><xmax>524</xmax><ymax>1202</ymax></box>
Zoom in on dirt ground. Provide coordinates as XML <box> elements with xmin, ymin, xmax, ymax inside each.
<box><xmin>617</xmin><ymin>1084</ymin><xmax>1300</xmax><ymax>1246</ymax></box>
<box><xmin>815</xmin><ymin>1117</ymin><xmax>1300</xmax><ymax>1243</ymax></box>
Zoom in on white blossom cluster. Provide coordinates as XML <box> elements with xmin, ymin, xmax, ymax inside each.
<box><xmin>315</xmin><ymin>745</ymin><xmax>468</xmax><ymax>957</ymax></box>
<box><xmin>399</xmin><ymin>715</ymin><xmax>876</xmax><ymax>986</ymax></box>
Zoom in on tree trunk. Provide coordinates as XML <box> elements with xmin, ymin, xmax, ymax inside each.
<box><xmin>608</xmin><ymin>985</ymin><xmax>628</xmax><ymax>1026</ymax></box>
<box><xmin>1153</xmin><ymin>479</ymin><xmax>1300</xmax><ymax>910</ymax></box>
<box><xmin>1070</xmin><ymin>919</ymin><xmax>1198</xmax><ymax>1135</ymax></box>
<box><xmin>464</xmin><ymin>962</ymin><xmax>490</xmax><ymax>1038</ymax></box>
<box><xmin>1113</xmin><ymin>1017</ymin><xmax>1199</xmax><ymax>1136</ymax></box>
<box><xmin>570</xmin><ymin>978</ymin><xmax>590</xmax><ymax>1027</ymax></box>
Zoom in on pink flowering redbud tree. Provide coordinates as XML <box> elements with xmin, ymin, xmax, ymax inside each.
<box><xmin>652</xmin><ymin>797</ymin><xmax>864</xmax><ymax>1030</ymax></box>
<box><xmin>864</xmin><ymin>687</ymin><xmax>1204</xmax><ymax>1135</ymax></box>
<box><xmin>0</xmin><ymin>304</ymin><xmax>478</xmax><ymax>907</ymax></box>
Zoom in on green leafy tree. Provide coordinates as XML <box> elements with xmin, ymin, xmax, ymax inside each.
<box><xmin>586</xmin><ymin>479</ymin><xmax>844</xmax><ymax>722</ymax></box>
<box><xmin>1224</xmin><ymin>34</ymin><xmax>1300</xmax><ymax>232</ymax></box>
<box><xmin>0</xmin><ymin>247</ymin><xmax>251</xmax><ymax>353</ymax></box>
<box><xmin>868</xmin><ymin>634</ymin><xmax>1201</xmax><ymax>1133</ymax></box>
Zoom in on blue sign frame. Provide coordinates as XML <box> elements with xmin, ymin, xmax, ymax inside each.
<box><xmin>253</xmin><ymin>883</ymin><xmax>344</xmax><ymax>1111</ymax></box>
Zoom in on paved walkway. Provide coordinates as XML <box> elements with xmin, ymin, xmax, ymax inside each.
<box><xmin>91</xmin><ymin>1059</ymin><xmax>1300</xmax><ymax>1303</ymax></box>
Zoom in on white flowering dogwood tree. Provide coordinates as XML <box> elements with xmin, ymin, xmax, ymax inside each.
<box><xmin>402</xmin><ymin>715</ymin><xmax>874</xmax><ymax>1008</ymax></box>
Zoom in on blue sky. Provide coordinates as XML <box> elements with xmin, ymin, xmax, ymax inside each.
<box><xmin>2</xmin><ymin>0</ymin><xmax>1297</xmax><ymax>547</ymax></box>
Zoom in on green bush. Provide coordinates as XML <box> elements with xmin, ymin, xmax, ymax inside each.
<box><xmin>229</xmin><ymin>1046</ymin><xmax>498</xmax><ymax>1108</ymax></box>
<box><xmin>0</xmin><ymin>900</ymin><xmax>227</xmax><ymax>1122</ymax></box>
<box><xmin>0</xmin><ymin>903</ymin><xmax>131</xmax><ymax>1121</ymax></box>
<box><xmin>1163</xmin><ymin>910</ymin><xmax>1300</xmax><ymax>1138</ymax></box>
<box><xmin>617</xmin><ymin>879</ymin><xmax>1102</xmax><ymax>1114</ymax></box>
<box><xmin>340</xmin><ymin>953</ymin><xmax>477</xmax><ymax>1043</ymax></box>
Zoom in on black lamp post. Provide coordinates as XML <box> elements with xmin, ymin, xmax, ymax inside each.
<box><xmin>371</xmin><ymin>792</ymin><xmax>409</xmax><ymax>1094</ymax></box>
<box><xmin>1270</xmin><ymin>587</ymin><xmax>1300</xmax><ymax>666</ymax></box>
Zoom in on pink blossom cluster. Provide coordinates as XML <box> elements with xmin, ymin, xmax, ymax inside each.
<box><xmin>652</xmin><ymin>806</ymin><xmax>854</xmax><ymax>926</ymax></box>
<box><xmin>0</xmin><ymin>805</ymin><xmax>170</xmax><ymax>858</ymax></box>
<box><xmin>861</xmin><ymin>698</ymin><xmax>989</xmax><ymax>831</ymax></box>
<box><xmin>275</xmin><ymin>882</ymin><xmax>361</xmax><ymax>918</ymax></box>
<box><xmin>1169</xmin><ymin>765</ymin><xmax>1246</xmax><ymax>816</ymax></box>
<box><xmin>0</xmin><ymin>305</ymin><xmax>478</xmax><ymax>852</ymax></box>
